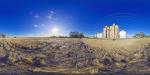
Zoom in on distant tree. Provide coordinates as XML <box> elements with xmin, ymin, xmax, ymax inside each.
<box><xmin>147</xmin><ymin>36</ymin><xmax>150</xmax><ymax>38</ymax></box>
<box><xmin>69</xmin><ymin>32</ymin><xmax>84</xmax><ymax>38</ymax></box>
<box><xmin>79</xmin><ymin>33</ymin><xmax>84</xmax><ymax>38</ymax></box>
<box><xmin>58</xmin><ymin>36</ymin><xmax>68</xmax><ymax>38</ymax></box>
<box><xmin>145</xmin><ymin>35</ymin><xmax>150</xmax><ymax>38</ymax></box>
<box><xmin>69</xmin><ymin>32</ymin><xmax>78</xmax><ymax>38</ymax></box>
<box><xmin>134</xmin><ymin>32</ymin><xmax>146</xmax><ymax>38</ymax></box>
<box><xmin>50</xmin><ymin>36</ymin><xmax>57</xmax><ymax>38</ymax></box>
<box><xmin>0</xmin><ymin>33</ymin><xmax>6</xmax><ymax>38</ymax></box>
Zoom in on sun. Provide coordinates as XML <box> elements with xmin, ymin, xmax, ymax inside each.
<box><xmin>51</xmin><ymin>27</ymin><xmax>59</xmax><ymax>36</ymax></box>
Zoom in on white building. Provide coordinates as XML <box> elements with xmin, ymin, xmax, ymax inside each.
<box><xmin>95</xmin><ymin>33</ymin><xmax>103</xmax><ymax>38</ymax></box>
<box><xmin>119</xmin><ymin>30</ymin><xmax>127</xmax><ymax>38</ymax></box>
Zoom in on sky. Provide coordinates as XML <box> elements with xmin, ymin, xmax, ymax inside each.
<box><xmin>0</xmin><ymin>0</ymin><xmax>150</xmax><ymax>37</ymax></box>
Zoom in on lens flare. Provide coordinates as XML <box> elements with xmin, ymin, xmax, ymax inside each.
<box><xmin>51</xmin><ymin>28</ymin><xmax>59</xmax><ymax>36</ymax></box>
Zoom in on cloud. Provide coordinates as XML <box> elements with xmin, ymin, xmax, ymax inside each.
<box><xmin>47</xmin><ymin>10</ymin><xmax>55</xmax><ymax>19</ymax></box>
<box><xmin>64</xmin><ymin>15</ymin><xmax>73</xmax><ymax>20</ymax></box>
<box><xmin>34</xmin><ymin>15</ymin><xmax>39</xmax><ymax>19</ymax></box>
<box><xmin>48</xmin><ymin>10</ymin><xmax>55</xmax><ymax>14</ymax></box>
<box><xmin>41</xmin><ymin>24</ymin><xmax>46</xmax><ymax>27</ymax></box>
<box><xmin>48</xmin><ymin>15</ymin><xmax>53</xmax><ymax>19</ymax></box>
<box><xmin>33</xmin><ymin>24</ymin><xmax>39</xmax><ymax>28</ymax></box>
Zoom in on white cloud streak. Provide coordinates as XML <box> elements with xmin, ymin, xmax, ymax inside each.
<box><xmin>33</xmin><ymin>24</ymin><xmax>39</xmax><ymax>28</ymax></box>
<box><xmin>47</xmin><ymin>10</ymin><xmax>55</xmax><ymax>19</ymax></box>
<box><xmin>34</xmin><ymin>15</ymin><xmax>39</xmax><ymax>19</ymax></box>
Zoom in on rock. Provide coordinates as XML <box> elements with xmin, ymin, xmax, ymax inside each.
<box><xmin>0</xmin><ymin>63</ymin><xmax>6</xmax><ymax>67</ymax></box>
<box><xmin>103</xmin><ymin>57</ymin><xmax>114</xmax><ymax>65</ymax></box>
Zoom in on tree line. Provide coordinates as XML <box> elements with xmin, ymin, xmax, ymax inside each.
<box><xmin>0</xmin><ymin>33</ymin><xmax>6</xmax><ymax>38</ymax></box>
<box><xmin>69</xmin><ymin>32</ymin><xmax>84</xmax><ymax>38</ymax></box>
<box><xmin>0</xmin><ymin>32</ymin><xmax>149</xmax><ymax>38</ymax></box>
<box><xmin>134</xmin><ymin>32</ymin><xmax>150</xmax><ymax>38</ymax></box>
<box><xmin>68</xmin><ymin>32</ymin><xmax>150</xmax><ymax>38</ymax></box>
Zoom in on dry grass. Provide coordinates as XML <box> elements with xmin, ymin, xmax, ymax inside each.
<box><xmin>83</xmin><ymin>38</ymin><xmax>150</xmax><ymax>66</ymax></box>
<box><xmin>0</xmin><ymin>38</ymin><xmax>150</xmax><ymax>74</ymax></box>
<box><xmin>83</xmin><ymin>38</ymin><xmax>150</xmax><ymax>49</ymax></box>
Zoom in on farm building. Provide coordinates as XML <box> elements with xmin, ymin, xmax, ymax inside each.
<box><xmin>119</xmin><ymin>30</ymin><xmax>127</xmax><ymax>38</ymax></box>
<box><xmin>95</xmin><ymin>33</ymin><xmax>103</xmax><ymax>38</ymax></box>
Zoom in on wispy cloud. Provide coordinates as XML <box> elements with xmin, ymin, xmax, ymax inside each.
<box><xmin>34</xmin><ymin>15</ymin><xmax>39</xmax><ymax>19</ymax></box>
<box><xmin>33</xmin><ymin>24</ymin><xmax>39</xmax><ymax>28</ymax></box>
<box><xmin>41</xmin><ymin>24</ymin><xmax>46</xmax><ymax>27</ymax></box>
<box><xmin>47</xmin><ymin>10</ymin><xmax>55</xmax><ymax>19</ymax></box>
<box><xmin>29</xmin><ymin>11</ymin><xmax>39</xmax><ymax>19</ymax></box>
<box><xmin>65</xmin><ymin>15</ymin><xmax>73</xmax><ymax>19</ymax></box>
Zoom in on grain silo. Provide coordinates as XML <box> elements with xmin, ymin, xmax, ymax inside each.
<box><xmin>110</xmin><ymin>26</ymin><xmax>114</xmax><ymax>39</ymax></box>
<box><xmin>103</xmin><ymin>26</ymin><xmax>107</xmax><ymax>38</ymax></box>
<box><xmin>106</xmin><ymin>26</ymin><xmax>110</xmax><ymax>38</ymax></box>
<box><xmin>114</xmin><ymin>24</ymin><xmax>119</xmax><ymax>39</ymax></box>
<box><xmin>102</xmin><ymin>24</ymin><xmax>122</xmax><ymax>39</ymax></box>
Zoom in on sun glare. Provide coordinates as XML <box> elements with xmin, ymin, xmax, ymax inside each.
<box><xmin>51</xmin><ymin>27</ymin><xmax>59</xmax><ymax>36</ymax></box>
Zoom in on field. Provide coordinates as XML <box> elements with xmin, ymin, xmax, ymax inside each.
<box><xmin>0</xmin><ymin>38</ymin><xmax>150</xmax><ymax>75</ymax></box>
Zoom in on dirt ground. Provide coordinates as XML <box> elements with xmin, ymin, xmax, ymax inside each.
<box><xmin>0</xmin><ymin>38</ymin><xmax>150</xmax><ymax>75</ymax></box>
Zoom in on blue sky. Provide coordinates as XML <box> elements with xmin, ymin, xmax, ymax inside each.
<box><xmin>0</xmin><ymin>0</ymin><xmax>150</xmax><ymax>37</ymax></box>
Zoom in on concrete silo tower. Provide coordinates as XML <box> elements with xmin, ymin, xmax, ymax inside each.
<box><xmin>110</xmin><ymin>25</ymin><xmax>115</xmax><ymax>39</ymax></box>
<box><xmin>103</xmin><ymin>26</ymin><xmax>107</xmax><ymax>38</ymax></box>
<box><xmin>114</xmin><ymin>24</ymin><xmax>119</xmax><ymax>39</ymax></box>
<box><xmin>106</xmin><ymin>26</ymin><xmax>110</xmax><ymax>38</ymax></box>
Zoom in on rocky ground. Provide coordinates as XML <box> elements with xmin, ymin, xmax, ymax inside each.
<box><xmin>0</xmin><ymin>38</ymin><xmax>150</xmax><ymax>75</ymax></box>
